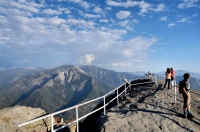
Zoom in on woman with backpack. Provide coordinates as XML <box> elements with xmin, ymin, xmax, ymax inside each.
<box><xmin>163</xmin><ymin>68</ymin><xmax>171</xmax><ymax>90</ymax></box>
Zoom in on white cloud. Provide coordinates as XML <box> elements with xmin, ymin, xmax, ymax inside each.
<box><xmin>106</xmin><ymin>0</ymin><xmax>138</xmax><ymax>8</ymax></box>
<box><xmin>42</xmin><ymin>9</ymin><xmax>62</xmax><ymax>15</ymax></box>
<box><xmin>68</xmin><ymin>0</ymin><xmax>90</xmax><ymax>9</ymax></box>
<box><xmin>105</xmin><ymin>7</ymin><xmax>112</xmax><ymax>11</ymax></box>
<box><xmin>59</xmin><ymin>7</ymin><xmax>71</xmax><ymax>14</ymax></box>
<box><xmin>10</xmin><ymin>1</ymin><xmax>40</xmax><ymax>13</ymax></box>
<box><xmin>168</xmin><ymin>23</ymin><xmax>176</xmax><ymax>28</ymax></box>
<box><xmin>0</xmin><ymin>15</ymin><xmax>8</xmax><ymax>24</ymax></box>
<box><xmin>160</xmin><ymin>16</ymin><xmax>167</xmax><ymax>21</ymax></box>
<box><xmin>0</xmin><ymin>0</ymin><xmax>160</xmax><ymax>71</ymax></box>
<box><xmin>118</xmin><ymin>20</ymin><xmax>133</xmax><ymax>30</ymax></box>
<box><xmin>93</xmin><ymin>7</ymin><xmax>104</xmax><ymax>14</ymax></box>
<box><xmin>66</xmin><ymin>19</ymin><xmax>95</xmax><ymax>28</ymax></box>
<box><xmin>99</xmin><ymin>19</ymin><xmax>109</xmax><ymax>23</ymax></box>
<box><xmin>116</xmin><ymin>11</ymin><xmax>131</xmax><ymax>19</ymax></box>
<box><xmin>79</xmin><ymin>54</ymin><xmax>95</xmax><ymax>64</ymax></box>
<box><xmin>118</xmin><ymin>20</ymin><xmax>129</xmax><ymax>26</ymax></box>
<box><xmin>138</xmin><ymin>1</ymin><xmax>152</xmax><ymax>15</ymax></box>
<box><xmin>177</xmin><ymin>17</ymin><xmax>190</xmax><ymax>22</ymax></box>
<box><xmin>178</xmin><ymin>0</ymin><xmax>199</xmax><ymax>9</ymax></box>
<box><xmin>132</xmin><ymin>19</ymin><xmax>139</xmax><ymax>24</ymax></box>
<box><xmin>153</xmin><ymin>3</ymin><xmax>166</xmax><ymax>12</ymax></box>
<box><xmin>0</xmin><ymin>68</ymin><xmax>6</xmax><ymax>70</ymax></box>
<box><xmin>83</xmin><ymin>13</ymin><xmax>101</xmax><ymax>18</ymax></box>
<box><xmin>48</xmin><ymin>16</ymin><xmax>67</xmax><ymax>25</ymax></box>
<box><xmin>106</xmin><ymin>0</ymin><xmax>166</xmax><ymax>16</ymax></box>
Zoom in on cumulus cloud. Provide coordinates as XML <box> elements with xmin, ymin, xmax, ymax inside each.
<box><xmin>132</xmin><ymin>19</ymin><xmax>139</xmax><ymax>24</ymax></box>
<box><xmin>177</xmin><ymin>17</ymin><xmax>190</xmax><ymax>22</ymax></box>
<box><xmin>68</xmin><ymin>0</ymin><xmax>90</xmax><ymax>9</ymax></box>
<box><xmin>106</xmin><ymin>0</ymin><xmax>139</xmax><ymax>8</ymax></box>
<box><xmin>60</xmin><ymin>8</ymin><xmax>71</xmax><ymax>14</ymax></box>
<box><xmin>99</xmin><ymin>19</ymin><xmax>109</xmax><ymax>23</ymax></box>
<box><xmin>116</xmin><ymin>11</ymin><xmax>131</xmax><ymax>19</ymax></box>
<box><xmin>42</xmin><ymin>9</ymin><xmax>62</xmax><ymax>15</ymax></box>
<box><xmin>79</xmin><ymin>54</ymin><xmax>95</xmax><ymax>64</ymax></box>
<box><xmin>106</xmin><ymin>0</ymin><xmax>166</xmax><ymax>16</ymax></box>
<box><xmin>118</xmin><ymin>20</ymin><xmax>133</xmax><ymax>30</ymax></box>
<box><xmin>178</xmin><ymin>0</ymin><xmax>199</xmax><ymax>9</ymax></box>
<box><xmin>83</xmin><ymin>13</ymin><xmax>101</xmax><ymax>18</ymax></box>
<box><xmin>168</xmin><ymin>23</ymin><xmax>176</xmax><ymax>28</ymax></box>
<box><xmin>66</xmin><ymin>19</ymin><xmax>95</xmax><ymax>28</ymax></box>
<box><xmin>10</xmin><ymin>1</ymin><xmax>40</xmax><ymax>13</ymax></box>
<box><xmin>160</xmin><ymin>16</ymin><xmax>167</xmax><ymax>21</ymax></box>
<box><xmin>153</xmin><ymin>3</ymin><xmax>166</xmax><ymax>12</ymax></box>
<box><xmin>93</xmin><ymin>6</ymin><xmax>104</xmax><ymax>15</ymax></box>
<box><xmin>0</xmin><ymin>0</ymin><xmax>159</xmax><ymax>70</ymax></box>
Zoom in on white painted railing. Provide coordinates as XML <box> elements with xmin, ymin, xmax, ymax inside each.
<box><xmin>17</xmin><ymin>74</ymin><xmax>200</xmax><ymax>131</ymax></box>
<box><xmin>18</xmin><ymin>78</ymin><xmax>156</xmax><ymax>132</ymax></box>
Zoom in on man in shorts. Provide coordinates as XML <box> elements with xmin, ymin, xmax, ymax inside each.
<box><xmin>182</xmin><ymin>73</ymin><xmax>194</xmax><ymax>118</ymax></box>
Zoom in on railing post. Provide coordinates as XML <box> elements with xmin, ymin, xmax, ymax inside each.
<box><xmin>117</xmin><ymin>88</ymin><xmax>119</xmax><ymax>104</ymax></box>
<box><xmin>174</xmin><ymin>79</ymin><xmax>177</xmax><ymax>103</ymax></box>
<box><xmin>51</xmin><ymin>115</ymin><xmax>54</xmax><ymax>132</ymax></box>
<box><xmin>76</xmin><ymin>106</ymin><xmax>79</xmax><ymax>132</ymax></box>
<box><xmin>104</xmin><ymin>96</ymin><xmax>106</xmax><ymax>115</ymax></box>
<box><xmin>125</xmin><ymin>84</ymin><xmax>126</xmax><ymax>96</ymax></box>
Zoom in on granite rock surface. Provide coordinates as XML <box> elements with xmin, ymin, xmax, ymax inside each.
<box><xmin>95</xmin><ymin>83</ymin><xmax>200</xmax><ymax>132</ymax></box>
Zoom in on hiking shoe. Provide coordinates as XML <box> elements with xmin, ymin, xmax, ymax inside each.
<box><xmin>188</xmin><ymin>113</ymin><xmax>194</xmax><ymax>118</ymax></box>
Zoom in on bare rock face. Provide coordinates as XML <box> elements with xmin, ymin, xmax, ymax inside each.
<box><xmin>0</xmin><ymin>106</ymin><xmax>48</xmax><ymax>132</ymax></box>
<box><xmin>95</xmin><ymin>84</ymin><xmax>200</xmax><ymax>132</ymax></box>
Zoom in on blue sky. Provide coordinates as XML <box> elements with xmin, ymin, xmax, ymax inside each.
<box><xmin>0</xmin><ymin>0</ymin><xmax>200</xmax><ymax>73</ymax></box>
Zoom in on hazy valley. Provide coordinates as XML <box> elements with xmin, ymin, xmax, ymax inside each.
<box><xmin>0</xmin><ymin>64</ymin><xmax>199</xmax><ymax>113</ymax></box>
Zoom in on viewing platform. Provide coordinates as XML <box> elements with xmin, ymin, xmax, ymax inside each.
<box><xmin>15</xmin><ymin>77</ymin><xmax>200</xmax><ymax>132</ymax></box>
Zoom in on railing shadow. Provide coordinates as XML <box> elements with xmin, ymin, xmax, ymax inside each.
<box><xmin>79</xmin><ymin>79</ymin><xmax>156</xmax><ymax>132</ymax></box>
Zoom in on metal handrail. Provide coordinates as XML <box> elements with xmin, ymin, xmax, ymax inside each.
<box><xmin>19</xmin><ymin>74</ymin><xmax>200</xmax><ymax>132</ymax></box>
<box><xmin>18</xmin><ymin>78</ymin><xmax>155</xmax><ymax>132</ymax></box>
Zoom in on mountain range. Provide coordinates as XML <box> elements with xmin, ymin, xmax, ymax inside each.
<box><xmin>0</xmin><ymin>65</ymin><xmax>113</xmax><ymax>114</ymax></box>
<box><xmin>0</xmin><ymin>64</ymin><xmax>142</xmax><ymax>119</ymax></box>
<box><xmin>0</xmin><ymin>64</ymin><xmax>199</xmax><ymax>117</ymax></box>
<box><xmin>0</xmin><ymin>67</ymin><xmax>44</xmax><ymax>88</ymax></box>
<box><xmin>80</xmin><ymin>65</ymin><xmax>141</xmax><ymax>87</ymax></box>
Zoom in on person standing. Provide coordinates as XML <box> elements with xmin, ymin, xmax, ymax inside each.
<box><xmin>163</xmin><ymin>68</ymin><xmax>171</xmax><ymax>90</ymax></box>
<box><xmin>145</xmin><ymin>71</ymin><xmax>151</xmax><ymax>79</ymax></box>
<box><xmin>170</xmin><ymin>68</ymin><xmax>175</xmax><ymax>90</ymax></box>
<box><xmin>182</xmin><ymin>73</ymin><xmax>194</xmax><ymax>118</ymax></box>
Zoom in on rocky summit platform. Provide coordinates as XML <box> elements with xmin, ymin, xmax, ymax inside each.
<box><xmin>94</xmin><ymin>82</ymin><xmax>200</xmax><ymax>132</ymax></box>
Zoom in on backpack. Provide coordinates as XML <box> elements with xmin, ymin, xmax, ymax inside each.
<box><xmin>179</xmin><ymin>80</ymin><xmax>184</xmax><ymax>94</ymax></box>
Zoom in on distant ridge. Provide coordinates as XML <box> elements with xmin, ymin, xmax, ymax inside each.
<box><xmin>0</xmin><ymin>64</ymin><xmax>114</xmax><ymax>115</ymax></box>
<box><xmin>80</xmin><ymin>65</ymin><xmax>142</xmax><ymax>87</ymax></box>
<box><xmin>0</xmin><ymin>67</ymin><xmax>44</xmax><ymax>88</ymax></box>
